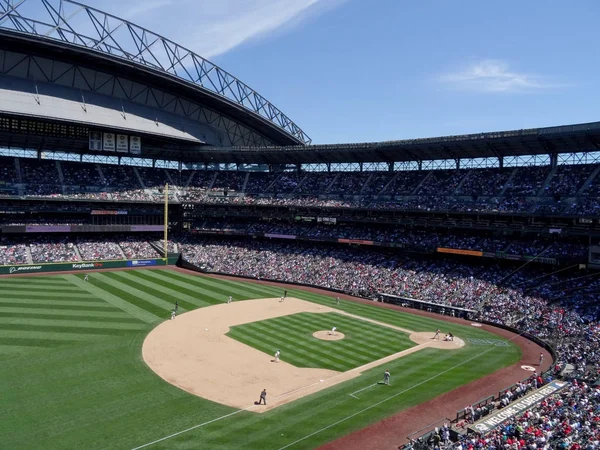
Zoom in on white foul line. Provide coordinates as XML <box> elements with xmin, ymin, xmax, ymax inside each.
<box><xmin>131</xmin><ymin>408</ymin><xmax>246</xmax><ymax>450</ymax></box>
<box><xmin>277</xmin><ymin>336</ymin><xmax>522</xmax><ymax>450</ymax></box>
<box><xmin>132</xmin><ymin>329</ymin><xmax>524</xmax><ymax>450</ymax></box>
<box><xmin>349</xmin><ymin>382</ymin><xmax>378</xmax><ymax>399</ymax></box>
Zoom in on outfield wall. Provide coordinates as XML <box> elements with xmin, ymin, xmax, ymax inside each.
<box><xmin>0</xmin><ymin>256</ymin><xmax>180</xmax><ymax>275</ymax></box>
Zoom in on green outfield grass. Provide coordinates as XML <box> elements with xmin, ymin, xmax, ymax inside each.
<box><xmin>0</xmin><ymin>269</ymin><xmax>522</xmax><ymax>450</ymax></box>
<box><xmin>228</xmin><ymin>312</ymin><xmax>415</xmax><ymax>371</ymax></box>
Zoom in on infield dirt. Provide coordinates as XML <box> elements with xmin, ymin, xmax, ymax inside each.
<box><xmin>143</xmin><ymin>297</ymin><xmax>463</xmax><ymax>412</ymax></box>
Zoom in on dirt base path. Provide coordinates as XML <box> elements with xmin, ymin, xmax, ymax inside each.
<box><xmin>142</xmin><ymin>297</ymin><xmax>462</xmax><ymax>413</ymax></box>
<box><xmin>172</xmin><ymin>270</ymin><xmax>551</xmax><ymax>449</ymax></box>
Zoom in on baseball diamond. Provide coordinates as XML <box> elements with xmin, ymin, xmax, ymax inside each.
<box><xmin>0</xmin><ymin>1</ymin><xmax>598</xmax><ymax>449</ymax></box>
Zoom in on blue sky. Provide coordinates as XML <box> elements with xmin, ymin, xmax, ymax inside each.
<box><xmin>86</xmin><ymin>0</ymin><xmax>600</xmax><ymax>144</ymax></box>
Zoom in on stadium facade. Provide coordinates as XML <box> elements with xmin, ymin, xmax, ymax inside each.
<box><xmin>1</xmin><ymin>1</ymin><xmax>600</xmax><ymax>448</ymax></box>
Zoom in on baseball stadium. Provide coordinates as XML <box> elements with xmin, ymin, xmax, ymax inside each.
<box><xmin>0</xmin><ymin>1</ymin><xmax>599</xmax><ymax>449</ymax></box>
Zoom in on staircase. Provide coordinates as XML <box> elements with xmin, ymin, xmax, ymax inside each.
<box><xmin>291</xmin><ymin>175</ymin><xmax>308</xmax><ymax>194</ymax></box>
<box><xmin>324</xmin><ymin>174</ymin><xmax>339</xmax><ymax>194</ymax></box>
<box><xmin>453</xmin><ymin>170</ymin><xmax>471</xmax><ymax>194</ymax></box>
<box><xmin>56</xmin><ymin>161</ymin><xmax>66</xmax><ymax>195</ymax></box>
<box><xmin>241</xmin><ymin>172</ymin><xmax>250</xmax><ymax>193</ymax></box>
<box><xmin>264</xmin><ymin>173</ymin><xmax>282</xmax><ymax>193</ymax></box>
<box><xmin>577</xmin><ymin>165</ymin><xmax>600</xmax><ymax>195</ymax></box>
<box><xmin>116</xmin><ymin>244</ymin><xmax>126</xmax><ymax>260</ymax></box>
<box><xmin>359</xmin><ymin>173</ymin><xmax>374</xmax><ymax>193</ymax></box>
<box><xmin>537</xmin><ymin>166</ymin><xmax>558</xmax><ymax>196</ymax></box>
<box><xmin>133</xmin><ymin>167</ymin><xmax>145</xmax><ymax>188</ymax></box>
<box><xmin>25</xmin><ymin>245</ymin><xmax>33</xmax><ymax>264</ymax></box>
<box><xmin>73</xmin><ymin>244</ymin><xmax>83</xmax><ymax>261</ymax></box>
<box><xmin>96</xmin><ymin>164</ymin><xmax>106</xmax><ymax>185</ymax></box>
<box><xmin>410</xmin><ymin>171</ymin><xmax>433</xmax><ymax>195</ymax></box>
<box><xmin>207</xmin><ymin>172</ymin><xmax>218</xmax><ymax>190</ymax></box>
<box><xmin>14</xmin><ymin>158</ymin><xmax>22</xmax><ymax>183</ymax></box>
<box><xmin>378</xmin><ymin>172</ymin><xmax>401</xmax><ymax>195</ymax></box>
<box><xmin>498</xmin><ymin>168</ymin><xmax>518</xmax><ymax>195</ymax></box>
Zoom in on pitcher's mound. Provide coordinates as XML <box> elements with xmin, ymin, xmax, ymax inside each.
<box><xmin>313</xmin><ymin>330</ymin><xmax>345</xmax><ymax>341</ymax></box>
<box><xmin>410</xmin><ymin>331</ymin><xmax>465</xmax><ymax>349</ymax></box>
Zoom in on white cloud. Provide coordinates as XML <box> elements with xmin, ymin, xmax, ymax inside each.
<box><xmin>439</xmin><ymin>59</ymin><xmax>563</xmax><ymax>93</ymax></box>
<box><xmin>86</xmin><ymin>0</ymin><xmax>341</xmax><ymax>59</ymax></box>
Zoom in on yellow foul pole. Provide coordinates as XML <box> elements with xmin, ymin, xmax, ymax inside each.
<box><xmin>163</xmin><ymin>183</ymin><xmax>169</xmax><ymax>261</ymax></box>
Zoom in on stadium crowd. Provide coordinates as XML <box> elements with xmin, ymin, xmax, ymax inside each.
<box><xmin>192</xmin><ymin>220</ymin><xmax>589</xmax><ymax>261</ymax></box>
<box><xmin>1</xmin><ymin>156</ymin><xmax>599</xmax><ymax>215</ymax></box>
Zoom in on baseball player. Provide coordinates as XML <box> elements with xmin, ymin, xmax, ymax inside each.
<box><xmin>279</xmin><ymin>296</ymin><xmax>284</xmax><ymax>303</ymax></box>
<box><xmin>228</xmin><ymin>296</ymin><xmax>232</xmax><ymax>304</ymax></box>
<box><xmin>336</xmin><ymin>296</ymin><xmax>340</xmax><ymax>305</ymax></box>
<box><xmin>284</xmin><ymin>290</ymin><xmax>287</xmax><ymax>299</ymax></box>
<box><xmin>328</xmin><ymin>326</ymin><xmax>337</xmax><ymax>336</ymax></box>
<box><xmin>258</xmin><ymin>389</ymin><xmax>267</xmax><ymax>405</ymax></box>
<box><xmin>539</xmin><ymin>352</ymin><xmax>544</xmax><ymax>366</ymax></box>
<box><xmin>174</xmin><ymin>301</ymin><xmax>179</xmax><ymax>312</ymax></box>
<box><xmin>170</xmin><ymin>310</ymin><xmax>176</xmax><ymax>320</ymax></box>
<box><xmin>274</xmin><ymin>350</ymin><xmax>280</xmax><ymax>363</ymax></box>
<box><xmin>384</xmin><ymin>369</ymin><xmax>391</xmax><ymax>385</ymax></box>
<box><xmin>433</xmin><ymin>329</ymin><xmax>441</xmax><ymax>340</ymax></box>
<box><xmin>84</xmin><ymin>274</ymin><xmax>89</xmax><ymax>282</ymax></box>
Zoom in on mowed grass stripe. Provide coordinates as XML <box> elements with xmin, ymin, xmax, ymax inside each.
<box><xmin>113</xmin><ymin>271</ymin><xmax>205</xmax><ymax>309</ymax></box>
<box><xmin>0</xmin><ymin>329</ymin><xmax>106</xmax><ymax>342</ymax></box>
<box><xmin>227</xmin><ymin>325</ymin><xmax>349</xmax><ymax>371</ymax></box>
<box><xmin>234</xmin><ymin>322</ymin><xmax>356</xmax><ymax>370</ymax></box>
<box><xmin>1</xmin><ymin>285</ymin><xmax>84</xmax><ymax>293</ymax></box>
<box><xmin>0</xmin><ymin>344</ymin><xmax>44</xmax><ymax>354</ymax></box>
<box><xmin>0</xmin><ymin>291</ymin><xmax>97</xmax><ymax>299</ymax></box>
<box><xmin>279</xmin><ymin>315</ymin><xmax>398</xmax><ymax>361</ymax></box>
<box><xmin>141</xmin><ymin>270</ymin><xmax>256</xmax><ymax>305</ymax></box>
<box><xmin>106</xmin><ymin>272</ymin><xmax>192</xmax><ymax>311</ymax></box>
<box><xmin>0</xmin><ymin>323</ymin><xmax>145</xmax><ymax>336</ymax></box>
<box><xmin>64</xmin><ymin>274</ymin><xmax>163</xmax><ymax>323</ymax></box>
<box><xmin>0</xmin><ymin>300</ymin><xmax>121</xmax><ymax>311</ymax></box>
<box><xmin>254</xmin><ymin>320</ymin><xmax>368</xmax><ymax>367</ymax></box>
<box><xmin>0</xmin><ymin>309</ymin><xmax>142</xmax><ymax>323</ymax></box>
<box><xmin>162</xmin><ymin>270</ymin><xmax>266</xmax><ymax>301</ymax></box>
<box><xmin>269</xmin><ymin>316</ymin><xmax>382</xmax><ymax>363</ymax></box>
<box><xmin>265</xmin><ymin>314</ymin><xmax>404</xmax><ymax>363</ymax></box>
<box><xmin>196</xmin><ymin>274</ymin><xmax>286</xmax><ymax>299</ymax></box>
<box><xmin>0</xmin><ymin>280</ymin><xmax>75</xmax><ymax>289</ymax></box>
<box><xmin>0</xmin><ymin>296</ymin><xmax>106</xmax><ymax>305</ymax></box>
<box><xmin>92</xmin><ymin>273</ymin><xmax>177</xmax><ymax>312</ymax></box>
<box><xmin>0</xmin><ymin>337</ymin><xmax>82</xmax><ymax>348</ymax></box>
<box><xmin>0</xmin><ymin>317</ymin><xmax>148</xmax><ymax>330</ymax></box>
<box><xmin>193</xmin><ymin>274</ymin><xmax>284</xmax><ymax>298</ymax></box>
<box><xmin>282</xmin><ymin>313</ymin><xmax>410</xmax><ymax>353</ymax></box>
<box><xmin>285</xmin><ymin>312</ymin><xmax>409</xmax><ymax>347</ymax></box>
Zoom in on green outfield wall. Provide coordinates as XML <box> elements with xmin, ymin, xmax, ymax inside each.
<box><xmin>0</xmin><ymin>256</ymin><xmax>179</xmax><ymax>275</ymax></box>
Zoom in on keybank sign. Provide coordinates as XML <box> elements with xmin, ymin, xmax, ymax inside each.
<box><xmin>9</xmin><ymin>265</ymin><xmax>42</xmax><ymax>274</ymax></box>
<box><xmin>72</xmin><ymin>263</ymin><xmax>103</xmax><ymax>270</ymax></box>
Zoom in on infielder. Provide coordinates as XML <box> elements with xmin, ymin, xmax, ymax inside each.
<box><xmin>170</xmin><ymin>310</ymin><xmax>176</xmax><ymax>320</ymax></box>
<box><xmin>384</xmin><ymin>369</ymin><xmax>391</xmax><ymax>385</ymax></box>
<box><xmin>174</xmin><ymin>301</ymin><xmax>179</xmax><ymax>312</ymax></box>
<box><xmin>258</xmin><ymin>389</ymin><xmax>267</xmax><ymax>405</ymax></box>
<box><xmin>228</xmin><ymin>296</ymin><xmax>232</xmax><ymax>304</ymax></box>
<box><xmin>274</xmin><ymin>350</ymin><xmax>280</xmax><ymax>363</ymax></box>
<box><xmin>279</xmin><ymin>296</ymin><xmax>284</xmax><ymax>303</ymax></box>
